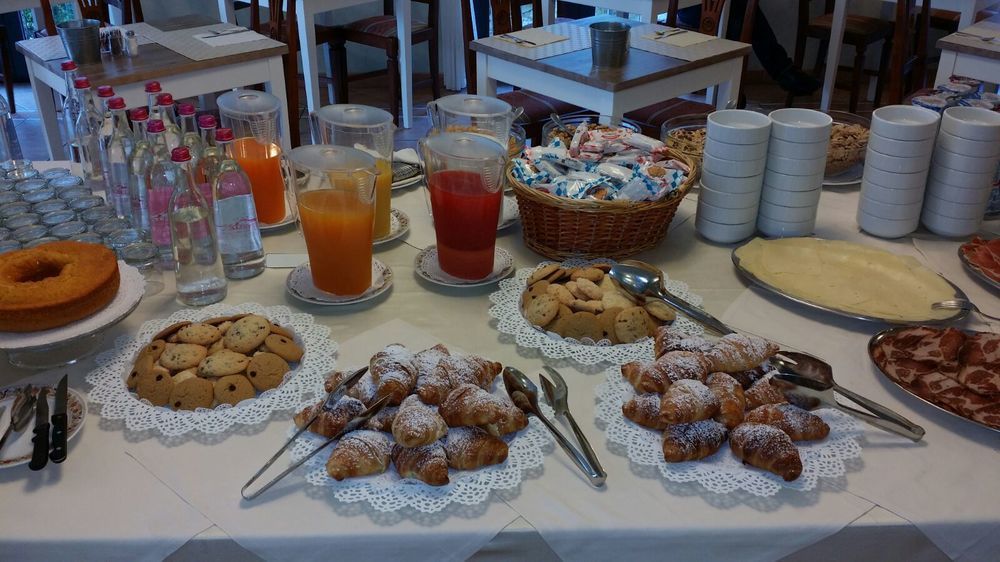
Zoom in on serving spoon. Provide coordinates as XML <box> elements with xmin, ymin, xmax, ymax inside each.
<box><xmin>932</xmin><ymin>299</ymin><xmax>1000</xmax><ymax>322</ymax></box>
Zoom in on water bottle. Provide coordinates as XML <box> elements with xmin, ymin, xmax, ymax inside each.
<box><xmin>72</xmin><ymin>77</ymin><xmax>103</xmax><ymax>182</ymax></box>
<box><xmin>156</xmin><ymin>93</ymin><xmax>182</xmax><ymax>151</ymax></box>
<box><xmin>212</xmin><ymin>128</ymin><xmax>264</xmax><ymax>279</ymax></box>
<box><xmin>0</xmin><ymin>95</ymin><xmax>21</xmax><ymax>164</ymax></box>
<box><xmin>146</xmin><ymin>119</ymin><xmax>177</xmax><ymax>266</ymax></box>
<box><xmin>145</xmin><ymin>81</ymin><xmax>162</xmax><ymax>121</ymax></box>
<box><xmin>128</xmin><ymin>108</ymin><xmax>154</xmax><ymax>235</ymax></box>
<box><xmin>199</xmin><ymin>114</ymin><xmax>217</xmax><ymax>149</ymax></box>
<box><xmin>194</xmin><ymin>115</ymin><xmax>218</xmax><ymax>204</ymax></box>
<box><xmin>168</xmin><ymin>146</ymin><xmax>227</xmax><ymax>306</ymax></box>
<box><xmin>130</xmin><ymin>106</ymin><xmax>149</xmax><ymax>138</ymax></box>
<box><xmin>103</xmin><ymin>97</ymin><xmax>135</xmax><ymax>220</ymax></box>
<box><xmin>178</xmin><ymin>103</ymin><xmax>204</xmax><ymax>188</ymax></box>
<box><xmin>59</xmin><ymin>61</ymin><xmax>79</xmax><ymax>155</ymax></box>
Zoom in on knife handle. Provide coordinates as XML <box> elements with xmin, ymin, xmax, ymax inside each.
<box><xmin>50</xmin><ymin>414</ymin><xmax>68</xmax><ymax>463</ymax></box>
<box><xmin>29</xmin><ymin>423</ymin><xmax>50</xmax><ymax>471</ymax></box>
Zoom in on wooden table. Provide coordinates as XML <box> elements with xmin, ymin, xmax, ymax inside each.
<box><xmin>539</xmin><ymin>0</ymin><xmax>701</xmax><ymax>25</ymax></box>
<box><xmin>470</xmin><ymin>17</ymin><xmax>749</xmax><ymax>123</ymax></box>
<box><xmin>15</xmin><ymin>16</ymin><xmax>290</xmax><ymax>160</ymax></box>
<box><xmin>934</xmin><ymin>12</ymin><xmax>1000</xmax><ymax>85</ymax></box>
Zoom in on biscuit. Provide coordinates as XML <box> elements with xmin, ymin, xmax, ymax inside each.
<box><xmin>246</xmin><ymin>352</ymin><xmax>290</xmax><ymax>392</ymax></box>
<box><xmin>135</xmin><ymin>366</ymin><xmax>174</xmax><ymax>407</ymax></box>
<box><xmin>644</xmin><ymin>300</ymin><xmax>677</xmax><ymax>323</ymax></box>
<box><xmin>565</xmin><ymin>281</ymin><xmax>586</xmax><ymax>300</ymax></box>
<box><xmin>591</xmin><ymin>263</ymin><xmax>612</xmax><ymax>273</ymax></box>
<box><xmin>546</xmin><ymin>283</ymin><xmax>575</xmax><ymax>305</ymax></box>
<box><xmin>207</xmin><ymin>338</ymin><xmax>225</xmax><ymax>355</ymax></box>
<box><xmin>599</xmin><ymin>275</ymin><xmax>637</xmax><ymax>304</ymax></box>
<box><xmin>203</xmin><ymin>314</ymin><xmax>248</xmax><ymax>326</ymax></box>
<box><xmin>215</xmin><ymin>321</ymin><xmax>233</xmax><ymax>335</ymax></box>
<box><xmin>268</xmin><ymin>323</ymin><xmax>294</xmax><ymax>339</ymax></box>
<box><xmin>545</xmin><ymin>267</ymin><xmax>570</xmax><ymax>282</ymax></box>
<box><xmin>570</xmin><ymin>267</ymin><xmax>604</xmax><ymax>283</ymax></box>
<box><xmin>139</xmin><ymin>339</ymin><xmax>167</xmax><ymax>363</ymax></box>
<box><xmin>152</xmin><ymin>321</ymin><xmax>190</xmax><ymax>343</ymax></box>
<box><xmin>570</xmin><ymin>299</ymin><xmax>603</xmax><ymax>314</ymax></box>
<box><xmin>127</xmin><ymin>353</ymin><xmax>155</xmax><ymax>390</ymax></box>
<box><xmin>166</xmin><ymin>332</ymin><xmax>180</xmax><ymax>343</ymax></box>
<box><xmin>214</xmin><ymin>374</ymin><xmax>256</xmax><ymax>406</ymax></box>
<box><xmin>602</xmin><ymin>291</ymin><xmax>634</xmax><ymax>311</ymax></box>
<box><xmin>522</xmin><ymin>280</ymin><xmax>550</xmax><ymax>307</ymax></box>
<box><xmin>224</xmin><ymin>315</ymin><xmax>271</xmax><ymax>354</ymax></box>
<box><xmin>159</xmin><ymin>343</ymin><xmax>209</xmax><ymax>371</ymax></box>
<box><xmin>597</xmin><ymin>307</ymin><xmax>623</xmax><ymax>344</ymax></box>
<box><xmin>168</xmin><ymin>377</ymin><xmax>214</xmax><ymax>411</ymax></box>
<box><xmin>264</xmin><ymin>334</ymin><xmax>304</xmax><ymax>362</ymax></box>
<box><xmin>561</xmin><ymin>311</ymin><xmax>604</xmax><ymax>342</ymax></box>
<box><xmin>177</xmin><ymin>323</ymin><xmax>222</xmax><ymax>346</ymax></box>
<box><xmin>574</xmin><ymin>278</ymin><xmax>603</xmax><ymax>300</ymax></box>
<box><xmin>528</xmin><ymin>264</ymin><xmax>559</xmax><ymax>285</ymax></box>
<box><xmin>524</xmin><ymin>293</ymin><xmax>560</xmax><ymax>327</ymax></box>
<box><xmin>173</xmin><ymin>369</ymin><xmax>197</xmax><ymax>384</ymax></box>
<box><xmin>198</xmin><ymin>349</ymin><xmax>251</xmax><ymax>377</ymax></box>
<box><xmin>615</xmin><ymin>307</ymin><xmax>652</xmax><ymax>344</ymax></box>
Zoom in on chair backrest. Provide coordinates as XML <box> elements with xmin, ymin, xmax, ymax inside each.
<box><xmin>249</xmin><ymin>0</ymin><xmax>298</xmax><ymax>54</ymax></box>
<box><xmin>77</xmin><ymin>0</ymin><xmax>111</xmax><ymax>24</ymax></box>
<box><xmin>666</xmin><ymin>0</ymin><xmax>757</xmax><ymax>43</ymax></box>
<box><xmin>122</xmin><ymin>0</ymin><xmax>144</xmax><ymax>24</ymax></box>
<box><xmin>462</xmin><ymin>0</ymin><xmax>542</xmax><ymax>94</ymax></box>
<box><xmin>37</xmin><ymin>0</ymin><xmax>57</xmax><ymax>36</ymax></box>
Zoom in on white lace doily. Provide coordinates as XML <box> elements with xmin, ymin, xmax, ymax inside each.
<box><xmin>488</xmin><ymin>259</ymin><xmax>705</xmax><ymax>365</ymax></box>
<box><xmin>595</xmin><ymin>367</ymin><xmax>864</xmax><ymax>495</ymax></box>
<box><xmin>290</xmin><ymin>395</ymin><xmax>554</xmax><ymax>513</ymax></box>
<box><xmin>86</xmin><ymin>303</ymin><xmax>338</xmax><ymax>436</ymax></box>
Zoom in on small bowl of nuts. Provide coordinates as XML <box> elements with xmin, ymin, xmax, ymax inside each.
<box><xmin>661</xmin><ymin>113</ymin><xmax>708</xmax><ymax>180</ymax></box>
<box><xmin>825</xmin><ymin>111</ymin><xmax>870</xmax><ymax>180</ymax></box>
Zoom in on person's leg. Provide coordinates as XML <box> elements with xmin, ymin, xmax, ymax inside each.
<box><xmin>726</xmin><ymin>0</ymin><xmax>819</xmax><ymax>95</ymax></box>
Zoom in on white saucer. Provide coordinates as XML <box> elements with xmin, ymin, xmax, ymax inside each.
<box><xmin>415</xmin><ymin>245</ymin><xmax>514</xmax><ymax>287</ymax></box>
<box><xmin>374</xmin><ymin>208</ymin><xmax>410</xmax><ymax>245</ymax></box>
<box><xmin>823</xmin><ymin>161</ymin><xmax>864</xmax><ymax>187</ymax></box>
<box><xmin>392</xmin><ymin>174</ymin><xmax>424</xmax><ymax>191</ymax></box>
<box><xmin>286</xmin><ymin>259</ymin><xmax>392</xmax><ymax>305</ymax></box>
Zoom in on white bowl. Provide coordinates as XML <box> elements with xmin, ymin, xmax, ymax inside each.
<box><xmin>924</xmin><ymin>177</ymin><xmax>992</xmax><ymax>205</ymax></box>
<box><xmin>941</xmin><ymin>106</ymin><xmax>1000</xmax><ymax>142</ymax></box>
<box><xmin>865</xmin><ymin>147</ymin><xmax>931</xmax><ymax>174</ymax></box>
<box><xmin>858</xmin><ymin>195</ymin><xmax>923</xmax><ymax>220</ymax></box>
<box><xmin>766</xmin><ymin>153</ymin><xmax>828</xmax><ymax>176</ymax></box>
<box><xmin>700</xmin><ymin>169</ymin><xmax>765</xmax><ymax>194</ymax></box>
<box><xmin>768</xmin><ymin>108</ymin><xmax>833</xmax><ymax>143</ymax></box>
<box><xmin>758</xmin><ymin>200</ymin><xmax>819</xmax><ymax>223</ymax></box>
<box><xmin>699</xmin><ymin>183</ymin><xmax>762</xmax><ymax>209</ymax></box>
<box><xmin>707</xmin><ymin>110</ymin><xmax>772</xmax><ymax>145</ymax></box>
<box><xmin>866</xmin><ymin>132</ymin><xmax>934</xmax><ymax>158</ymax></box>
<box><xmin>761</xmin><ymin>185</ymin><xmax>821</xmax><ymax>207</ymax></box>
<box><xmin>871</xmin><ymin>105</ymin><xmax>940</xmax><ymax>141</ymax></box>
<box><xmin>697</xmin><ymin>197</ymin><xmax>759</xmax><ymax>224</ymax></box>
<box><xmin>703</xmin><ymin>137</ymin><xmax>769</xmax><ymax>161</ymax></box>
<box><xmin>702</xmin><ymin>151</ymin><xmax>767</xmax><ymax>178</ymax></box>
<box><xmin>857</xmin><ymin>208</ymin><xmax>919</xmax><ymax>238</ymax></box>
<box><xmin>931</xmin><ymin>145</ymin><xmax>1000</xmax><ymax>175</ymax></box>
<box><xmin>921</xmin><ymin>208</ymin><xmax>982</xmax><ymax>238</ymax></box>
<box><xmin>861</xmin><ymin>180</ymin><xmax>926</xmax><ymax>205</ymax></box>
<box><xmin>763</xmin><ymin>168</ymin><xmax>825</xmax><ymax>191</ymax></box>
<box><xmin>767</xmin><ymin>137</ymin><xmax>829</xmax><ymax>160</ymax></box>
<box><xmin>756</xmin><ymin>213</ymin><xmax>815</xmax><ymax>238</ymax></box>
<box><xmin>929</xmin><ymin>165</ymin><xmax>994</xmax><ymax>190</ymax></box>
<box><xmin>923</xmin><ymin>192</ymin><xmax>989</xmax><ymax>220</ymax></box>
<box><xmin>696</xmin><ymin>214</ymin><xmax>756</xmax><ymax>244</ymax></box>
<box><xmin>862</xmin><ymin>165</ymin><xmax>929</xmax><ymax>190</ymax></box>
<box><xmin>935</xmin><ymin>129</ymin><xmax>1000</xmax><ymax>159</ymax></box>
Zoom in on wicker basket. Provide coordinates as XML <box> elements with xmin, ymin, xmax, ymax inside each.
<box><xmin>509</xmin><ymin>150</ymin><xmax>697</xmax><ymax>260</ymax></box>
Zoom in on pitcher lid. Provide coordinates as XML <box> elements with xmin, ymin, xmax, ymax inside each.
<box><xmin>421</xmin><ymin>131</ymin><xmax>505</xmax><ymax>161</ymax></box>
<box><xmin>432</xmin><ymin>95</ymin><xmax>512</xmax><ymax>118</ymax></box>
<box><xmin>313</xmin><ymin>104</ymin><xmax>393</xmax><ymax>130</ymax></box>
<box><xmin>216</xmin><ymin>89</ymin><xmax>281</xmax><ymax>119</ymax></box>
<box><xmin>289</xmin><ymin>145</ymin><xmax>376</xmax><ymax>174</ymax></box>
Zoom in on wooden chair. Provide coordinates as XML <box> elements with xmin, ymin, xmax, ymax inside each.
<box><xmin>319</xmin><ymin>0</ymin><xmax>442</xmax><ymax>126</ymax></box>
<box><xmin>37</xmin><ymin>0</ymin><xmax>57</xmax><ymax>36</ymax></box>
<box><xmin>886</xmin><ymin>0</ymin><xmax>931</xmax><ymax>105</ymax></box>
<box><xmin>0</xmin><ymin>25</ymin><xmax>14</xmax><ymax>113</ymax></box>
<box><xmin>785</xmin><ymin>0</ymin><xmax>893</xmax><ymax>112</ymax></box>
<box><xmin>76</xmin><ymin>0</ymin><xmax>111</xmax><ymax>23</ymax></box>
<box><xmin>248</xmin><ymin>0</ymin><xmax>301</xmax><ymax>147</ymax></box>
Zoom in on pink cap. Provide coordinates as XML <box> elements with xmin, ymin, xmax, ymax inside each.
<box><xmin>130</xmin><ymin>107</ymin><xmax>149</xmax><ymax>121</ymax></box>
<box><xmin>73</xmin><ymin>77</ymin><xmax>91</xmax><ymax>89</ymax></box>
<box><xmin>156</xmin><ymin>93</ymin><xmax>174</xmax><ymax>107</ymax></box>
<box><xmin>60</xmin><ymin>61</ymin><xmax>77</xmax><ymax>71</ymax></box>
<box><xmin>96</xmin><ymin>85</ymin><xmax>114</xmax><ymax>98</ymax></box>
<box><xmin>177</xmin><ymin>103</ymin><xmax>196</xmax><ymax>116</ymax></box>
<box><xmin>144</xmin><ymin>81</ymin><xmax>161</xmax><ymax>93</ymax></box>
<box><xmin>146</xmin><ymin>119</ymin><xmax>166</xmax><ymax>133</ymax></box>
<box><xmin>197</xmin><ymin>115</ymin><xmax>217</xmax><ymax>128</ymax></box>
<box><xmin>108</xmin><ymin>97</ymin><xmax>126</xmax><ymax>110</ymax></box>
<box><xmin>214</xmin><ymin>128</ymin><xmax>234</xmax><ymax>142</ymax></box>
<box><xmin>171</xmin><ymin>147</ymin><xmax>192</xmax><ymax>162</ymax></box>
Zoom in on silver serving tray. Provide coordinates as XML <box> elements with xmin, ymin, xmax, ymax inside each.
<box><xmin>868</xmin><ymin>327</ymin><xmax>999</xmax><ymax>433</ymax></box>
<box><xmin>958</xmin><ymin>242</ymin><xmax>1000</xmax><ymax>292</ymax></box>
<box><xmin>731</xmin><ymin>238</ymin><xmax>969</xmax><ymax>325</ymax></box>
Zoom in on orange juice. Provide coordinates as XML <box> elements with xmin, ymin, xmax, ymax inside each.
<box><xmin>232</xmin><ymin>137</ymin><xmax>286</xmax><ymax>224</ymax></box>
<box><xmin>297</xmin><ymin>189</ymin><xmax>374</xmax><ymax>295</ymax></box>
<box><xmin>373</xmin><ymin>158</ymin><xmax>392</xmax><ymax>238</ymax></box>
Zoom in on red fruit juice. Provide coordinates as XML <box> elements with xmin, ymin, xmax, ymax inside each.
<box><xmin>428</xmin><ymin>169</ymin><xmax>502</xmax><ymax>280</ymax></box>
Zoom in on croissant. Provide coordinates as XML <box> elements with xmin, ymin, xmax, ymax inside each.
<box><xmin>438</xmin><ymin>354</ymin><xmax>503</xmax><ymax>390</ymax></box>
<box><xmin>392</xmin><ymin>395</ymin><xmax>449</xmax><ymax>447</ymax></box>
<box><xmin>653</xmin><ymin>327</ymin><xmax>714</xmax><ymax>359</ymax></box>
<box><xmin>729</xmin><ymin>365</ymin><xmax>767</xmax><ymax>390</ymax></box>
<box><xmin>293</xmin><ymin>396</ymin><xmax>366</xmax><ymax>438</ymax></box>
<box><xmin>438</xmin><ymin>384</ymin><xmax>505</xmax><ymax>427</ymax></box>
<box><xmin>392</xmin><ymin>442</ymin><xmax>450</xmax><ymax>486</ymax></box>
<box><xmin>622</xmin><ymin>393</ymin><xmax>668</xmax><ymax>430</ymax></box>
<box><xmin>345</xmin><ymin>371</ymin><xmax>378</xmax><ymax>405</ymax></box>
<box><xmin>371</xmin><ymin>344</ymin><xmax>418</xmax><ymax>405</ymax></box>
<box><xmin>362</xmin><ymin>406</ymin><xmax>398</xmax><ymax>433</ymax></box>
<box><xmin>745</xmin><ymin>403</ymin><xmax>830</xmax><ymax>441</ymax></box>
<box><xmin>325</xmin><ymin>430</ymin><xmax>392</xmax><ymax>480</ymax></box>
<box><xmin>729</xmin><ymin>423</ymin><xmax>802</xmax><ymax>481</ymax></box>
<box><xmin>444</xmin><ymin>426</ymin><xmax>509</xmax><ymax>470</ymax></box>
<box><xmin>661</xmin><ymin>420</ymin><xmax>728</xmax><ymax>462</ymax></box>
<box><xmin>322</xmin><ymin>370</ymin><xmax>346</xmax><ymax>393</ymax></box>
<box><xmin>659</xmin><ymin>379</ymin><xmax>720</xmax><ymax>425</ymax></box>
<box><xmin>706</xmin><ymin>372</ymin><xmax>746</xmax><ymax>429</ymax></box>
<box><xmin>482</xmin><ymin>395</ymin><xmax>529</xmax><ymax>436</ymax></box>
<box><xmin>621</xmin><ymin>351</ymin><xmax>711</xmax><ymax>394</ymax></box>
<box><xmin>414</xmin><ymin>345</ymin><xmax>452</xmax><ymax>404</ymax></box>
<box><xmin>744</xmin><ymin>376</ymin><xmax>787</xmax><ymax>410</ymax></box>
<box><xmin>705</xmin><ymin>333</ymin><xmax>779</xmax><ymax>373</ymax></box>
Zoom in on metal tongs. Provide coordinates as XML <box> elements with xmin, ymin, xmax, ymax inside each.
<box><xmin>241</xmin><ymin>367</ymin><xmax>390</xmax><ymax>500</ymax></box>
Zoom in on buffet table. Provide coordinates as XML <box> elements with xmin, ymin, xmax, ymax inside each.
<box><xmin>1</xmin><ymin>161</ymin><xmax>998</xmax><ymax>562</ymax></box>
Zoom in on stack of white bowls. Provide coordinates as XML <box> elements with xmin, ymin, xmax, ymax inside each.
<box><xmin>922</xmin><ymin>106</ymin><xmax>1000</xmax><ymax>237</ymax></box>
<box><xmin>857</xmin><ymin>105</ymin><xmax>940</xmax><ymax>238</ymax></box>
<box><xmin>696</xmin><ymin>109</ymin><xmax>771</xmax><ymax>243</ymax></box>
<box><xmin>758</xmin><ymin>108</ymin><xmax>832</xmax><ymax>237</ymax></box>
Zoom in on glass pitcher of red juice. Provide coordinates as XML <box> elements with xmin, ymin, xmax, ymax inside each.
<box><xmin>419</xmin><ymin>132</ymin><xmax>507</xmax><ymax>280</ymax></box>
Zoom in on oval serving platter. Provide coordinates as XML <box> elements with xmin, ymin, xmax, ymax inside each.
<box><xmin>958</xmin><ymin>242</ymin><xmax>1000</xmax><ymax>292</ymax></box>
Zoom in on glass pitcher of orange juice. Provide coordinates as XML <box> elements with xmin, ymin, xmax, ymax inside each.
<box><xmin>310</xmin><ymin>105</ymin><xmax>394</xmax><ymax>240</ymax></box>
<box><xmin>217</xmin><ymin>90</ymin><xmax>291</xmax><ymax>226</ymax></box>
<box><xmin>289</xmin><ymin>145</ymin><xmax>378</xmax><ymax>296</ymax></box>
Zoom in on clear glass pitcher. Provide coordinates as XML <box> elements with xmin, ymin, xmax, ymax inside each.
<box><xmin>311</xmin><ymin>104</ymin><xmax>395</xmax><ymax>239</ymax></box>
<box><xmin>289</xmin><ymin>145</ymin><xmax>378</xmax><ymax>296</ymax></box>
<box><xmin>426</xmin><ymin>94</ymin><xmax>520</xmax><ymax>145</ymax></box>
<box><xmin>419</xmin><ymin>131</ymin><xmax>507</xmax><ymax>280</ymax></box>
<box><xmin>216</xmin><ymin>89</ymin><xmax>292</xmax><ymax>226</ymax></box>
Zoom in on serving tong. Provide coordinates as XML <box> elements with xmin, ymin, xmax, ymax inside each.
<box><xmin>241</xmin><ymin>367</ymin><xmax>390</xmax><ymax>500</ymax></box>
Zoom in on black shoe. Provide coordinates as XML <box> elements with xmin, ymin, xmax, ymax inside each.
<box><xmin>776</xmin><ymin>66</ymin><xmax>821</xmax><ymax>97</ymax></box>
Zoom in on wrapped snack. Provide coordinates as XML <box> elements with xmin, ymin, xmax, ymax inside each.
<box><xmin>616</xmin><ymin>177</ymin><xmax>659</xmax><ymax>201</ymax></box>
<box><xmin>511</xmin><ymin>158</ymin><xmax>549</xmax><ymax>186</ymax></box>
<box><xmin>948</xmin><ymin>75</ymin><xmax>983</xmax><ymax>90</ymax></box>
<box><xmin>912</xmin><ymin>95</ymin><xmax>950</xmax><ymax>113</ymax></box>
<box><xmin>549</xmin><ymin>175</ymin><xmax>607</xmax><ymax>199</ymax></box>
<box><xmin>604</xmin><ymin>150</ymin><xmax>643</xmax><ymax>167</ymax></box>
<box><xmin>581</xmin><ymin>138</ymin><xmax>607</xmax><ymax>153</ymax></box>
<box><xmin>960</xmin><ymin>99</ymin><xmax>997</xmax><ymax>110</ymax></box>
<box><xmin>936</xmin><ymin>82</ymin><xmax>976</xmax><ymax>97</ymax></box>
<box><xmin>577</xmin><ymin>151</ymin><xmax>604</xmax><ymax>163</ymax></box>
<box><xmin>569</xmin><ymin>122</ymin><xmax>589</xmax><ymax>157</ymax></box>
<box><xmin>534</xmin><ymin>160</ymin><xmax>565</xmax><ymax>178</ymax></box>
<box><xmin>595</xmin><ymin>162</ymin><xmax>634</xmax><ymax>184</ymax></box>
<box><xmin>622</xmin><ymin>132</ymin><xmax>666</xmax><ymax>152</ymax></box>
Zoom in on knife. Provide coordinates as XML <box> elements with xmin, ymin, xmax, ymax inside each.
<box><xmin>50</xmin><ymin>375</ymin><xmax>69</xmax><ymax>463</ymax></box>
<box><xmin>28</xmin><ymin>387</ymin><xmax>49</xmax><ymax>471</ymax></box>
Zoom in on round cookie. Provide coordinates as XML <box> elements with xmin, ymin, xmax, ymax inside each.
<box><xmin>224</xmin><ymin>315</ymin><xmax>271</xmax><ymax>354</ymax></box>
<box><xmin>560</xmin><ymin>311</ymin><xmax>604</xmax><ymax>342</ymax></box>
<box><xmin>173</xmin><ymin>369</ymin><xmax>197</xmax><ymax>383</ymax></box>
<box><xmin>263</xmin><ymin>334</ymin><xmax>304</xmax><ymax>362</ymax></box>
<box><xmin>615</xmin><ymin>307</ymin><xmax>652</xmax><ymax>344</ymax></box>
<box><xmin>177</xmin><ymin>323</ymin><xmax>222</xmax><ymax>346</ymax></box>
<box><xmin>139</xmin><ymin>339</ymin><xmax>167</xmax><ymax>363</ymax></box>
<box><xmin>528</xmin><ymin>264</ymin><xmax>559</xmax><ymax>285</ymax></box>
<box><xmin>214</xmin><ymin>374</ymin><xmax>256</xmax><ymax>406</ymax></box>
<box><xmin>207</xmin><ymin>338</ymin><xmax>225</xmax><ymax>355</ymax></box>
<box><xmin>135</xmin><ymin>366</ymin><xmax>174</xmax><ymax>407</ymax></box>
<box><xmin>523</xmin><ymin>293</ymin><xmax>559</xmax><ymax>327</ymax></box>
<box><xmin>168</xmin><ymin>377</ymin><xmax>214</xmax><ymax>411</ymax></box>
<box><xmin>198</xmin><ymin>349</ymin><xmax>251</xmax><ymax>377</ymax></box>
<box><xmin>246</xmin><ymin>352</ymin><xmax>290</xmax><ymax>391</ymax></box>
<box><xmin>127</xmin><ymin>353</ymin><xmax>155</xmax><ymax>390</ymax></box>
<box><xmin>574</xmin><ymin>277</ymin><xmax>603</xmax><ymax>300</ymax></box>
<box><xmin>215</xmin><ymin>321</ymin><xmax>233</xmax><ymax>335</ymax></box>
<box><xmin>268</xmin><ymin>323</ymin><xmax>295</xmax><ymax>339</ymax></box>
<box><xmin>546</xmin><ymin>283</ymin><xmax>574</xmax><ymax>306</ymax></box>
<box><xmin>152</xmin><ymin>321</ymin><xmax>190</xmax><ymax>343</ymax></box>
<box><xmin>644</xmin><ymin>300</ymin><xmax>677</xmax><ymax>324</ymax></box>
<box><xmin>597</xmin><ymin>307</ymin><xmax>624</xmax><ymax>344</ymax></box>
<box><xmin>570</xmin><ymin>267</ymin><xmax>604</xmax><ymax>283</ymax></box>
<box><xmin>159</xmin><ymin>343</ymin><xmax>209</xmax><ymax>371</ymax></box>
